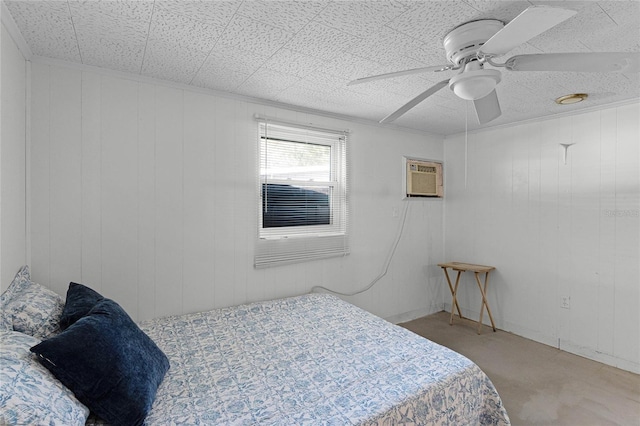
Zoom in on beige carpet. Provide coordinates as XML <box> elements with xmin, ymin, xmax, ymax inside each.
<box><xmin>400</xmin><ymin>311</ymin><xmax>640</xmax><ymax>426</ymax></box>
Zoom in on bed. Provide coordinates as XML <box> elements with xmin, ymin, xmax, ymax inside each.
<box><xmin>1</xmin><ymin>266</ymin><xmax>510</xmax><ymax>425</ymax></box>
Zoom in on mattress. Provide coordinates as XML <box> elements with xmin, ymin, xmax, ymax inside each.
<box><xmin>91</xmin><ymin>293</ymin><xmax>510</xmax><ymax>425</ymax></box>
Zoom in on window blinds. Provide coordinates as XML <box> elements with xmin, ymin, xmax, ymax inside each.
<box><xmin>254</xmin><ymin>119</ymin><xmax>349</xmax><ymax>268</ymax></box>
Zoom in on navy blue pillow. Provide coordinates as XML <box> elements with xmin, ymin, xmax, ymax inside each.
<box><xmin>31</xmin><ymin>298</ymin><xmax>170</xmax><ymax>426</ymax></box>
<box><xmin>59</xmin><ymin>282</ymin><xmax>104</xmax><ymax>330</ymax></box>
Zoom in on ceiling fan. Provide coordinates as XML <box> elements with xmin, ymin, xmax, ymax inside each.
<box><xmin>348</xmin><ymin>5</ymin><xmax>640</xmax><ymax>125</ymax></box>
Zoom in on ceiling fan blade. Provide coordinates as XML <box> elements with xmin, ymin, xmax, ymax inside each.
<box><xmin>347</xmin><ymin>65</ymin><xmax>451</xmax><ymax>86</ymax></box>
<box><xmin>506</xmin><ymin>52</ymin><xmax>640</xmax><ymax>73</ymax></box>
<box><xmin>380</xmin><ymin>80</ymin><xmax>449</xmax><ymax>124</ymax></box>
<box><xmin>473</xmin><ymin>90</ymin><xmax>501</xmax><ymax>124</ymax></box>
<box><xmin>480</xmin><ymin>6</ymin><xmax>577</xmax><ymax>57</ymax></box>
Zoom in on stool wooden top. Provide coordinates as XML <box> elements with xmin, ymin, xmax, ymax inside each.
<box><xmin>438</xmin><ymin>262</ymin><xmax>495</xmax><ymax>273</ymax></box>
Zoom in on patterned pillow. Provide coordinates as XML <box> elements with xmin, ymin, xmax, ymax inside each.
<box><xmin>0</xmin><ymin>266</ymin><xmax>30</xmax><ymax>331</ymax></box>
<box><xmin>0</xmin><ymin>266</ymin><xmax>65</xmax><ymax>339</ymax></box>
<box><xmin>0</xmin><ymin>312</ymin><xmax>11</xmax><ymax>331</ymax></box>
<box><xmin>0</xmin><ymin>330</ymin><xmax>89</xmax><ymax>425</ymax></box>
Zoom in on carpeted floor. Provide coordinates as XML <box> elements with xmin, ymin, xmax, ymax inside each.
<box><xmin>400</xmin><ymin>311</ymin><xmax>640</xmax><ymax>426</ymax></box>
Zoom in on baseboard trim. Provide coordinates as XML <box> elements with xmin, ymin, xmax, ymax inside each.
<box><xmin>444</xmin><ymin>303</ymin><xmax>640</xmax><ymax>374</ymax></box>
<box><xmin>559</xmin><ymin>340</ymin><xmax>640</xmax><ymax>375</ymax></box>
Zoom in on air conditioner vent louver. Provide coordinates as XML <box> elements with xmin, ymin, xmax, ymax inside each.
<box><xmin>412</xmin><ymin>164</ymin><xmax>436</xmax><ymax>173</ymax></box>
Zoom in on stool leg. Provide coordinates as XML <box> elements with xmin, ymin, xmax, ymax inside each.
<box><xmin>442</xmin><ymin>267</ymin><xmax>464</xmax><ymax>320</ymax></box>
<box><xmin>482</xmin><ymin>271</ymin><xmax>497</xmax><ymax>331</ymax></box>
<box><xmin>450</xmin><ymin>270</ymin><xmax>463</xmax><ymax>325</ymax></box>
<box><xmin>476</xmin><ymin>272</ymin><xmax>485</xmax><ymax>334</ymax></box>
<box><xmin>475</xmin><ymin>271</ymin><xmax>496</xmax><ymax>334</ymax></box>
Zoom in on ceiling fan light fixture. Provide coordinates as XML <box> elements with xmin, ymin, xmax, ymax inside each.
<box><xmin>555</xmin><ymin>93</ymin><xmax>588</xmax><ymax>105</ymax></box>
<box><xmin>449</xmin><ymin>69</ymin><xmax>502</xmax><ymax>101</ymax></box>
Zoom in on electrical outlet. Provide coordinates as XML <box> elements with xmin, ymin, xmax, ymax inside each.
<box><xmin>392</xmin><ymin>207</ymin><xmax>399</xmax><ymax>217</ymax></box>
<box><xmin>561</xmin><ymin>296</ymin><xmax>571</xmax><ymax>309</ymax></box>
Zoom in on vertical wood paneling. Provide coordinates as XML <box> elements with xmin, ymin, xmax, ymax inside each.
<box><xmin>597</xmin><ymin>107</ymin><xmax>617</xmax><ymax>356</ymax></box>
<box><xmin>445</xmin><ymin>102</ymin><xmax>640</xmax><ymax>372</ymax></box>
<box><xmin>232</xmin><ymin>101</ymin><xmax>252</xmax><ymax>306</ymax></box>
<box><xmin>536</xmin><ymin>120</ymin><xmax>561</xmax><ymax>339</ymax></box>
<box><xmin>0</xmin><ymin>24</ymin><xmax>27</xmax><ymax>290</ymax></box>
<box><xmin>137</xmin><ymin>83</ymin><xmax>157</xmax><ymax>321</ymax></box>
<box><xmin>556</xmin><ymin>116</ymin><xmax>573</xmax><ymax>306</ymax></box>
<box><xmin>28</xmin><ymin>63</ymin><xmax>444</xmax><ymax>328</ymax></box>
<box><xmin>212</xmin><ymin>96</ymin><xmax>236</xmax><ymax>309</ymax></box>
<box><xmin>182</xmin><ymin>90</ymin><xmax>216</xmax><ymax>314</ymax></box>
<box><xmin>100</xmin><ymin>76</ymin><xmax>139</xmax><ymax>316</ymax></box>
<box><xmin>80</xmin><ymin>72</ymin><xmax>102</xmax><ymax>290</ymax></box>
<box><xmin>154</xmin><ymin>86</ymin><xmax>184</xmax><ymax>317</ymax></box>
<box><xmin>48</xmin><ymin>66</ymin><xmax>82</xmax><ymax>296</ymax></box>
<box><xmin>29</xmin><ymin>63</ymin><xmax>51</xmax><ymax>287</ymax></box>
<box><xmin>613</xmin><ymin>103</ymin><xmax>640</xmax><ymax>364</ymax></box>
<box><xmin>525</xmin><ymin>124</ymin><xmax>542</xmax><ymax>333</ymax></box>
<box><xmin>568</xmin><ymin>111</ymin><xmax>600</xmax><ymax>351</ymax></box>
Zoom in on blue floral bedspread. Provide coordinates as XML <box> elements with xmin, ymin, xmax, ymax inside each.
<box><xmin>91</xmin><ymin>293</ymin><xmax>510</xmax><ymax>425</ymax></box>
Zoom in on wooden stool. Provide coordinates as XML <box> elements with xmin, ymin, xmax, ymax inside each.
<box><xmin>438</xmin><ymin>262</ymin><xmax>496</xmax><ymax>334</ymax></box>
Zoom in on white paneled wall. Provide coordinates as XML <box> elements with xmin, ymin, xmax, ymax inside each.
<box><xmin>444</xmin><ymin>103</ymin><xmax>640</xmax><ymax>373</ymax></box>
<box><xmin>28</xmin><ymin>61</ymin><xmax>445</xmax><ymax>323</ymax></box>
<box><xmin>1</xmin><ymin>23</ymin><xmax>27</xmax><ymax>290</ymax></box>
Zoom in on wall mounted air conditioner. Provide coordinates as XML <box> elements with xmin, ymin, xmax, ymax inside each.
<box><xmin>406</xmin><ymin>159</ymin><xmax>443</xmax><ymax>198</ymax></box>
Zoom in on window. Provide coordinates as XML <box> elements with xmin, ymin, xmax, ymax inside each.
<box><xmin>255</xmin><ymin>120</ymin><xmax>348</xmax><ymax>268</ymax></box>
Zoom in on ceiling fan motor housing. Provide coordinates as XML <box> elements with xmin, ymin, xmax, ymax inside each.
<box><xmin>443</xmin><ymin>19</ymin><xmax>504</xmax><ymax>65</ymax></box>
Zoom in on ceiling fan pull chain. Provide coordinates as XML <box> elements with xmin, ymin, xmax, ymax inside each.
<box><xmin>464</xmin><ymin>101</ymin><xmax>468</xmax><ymax>189</ymax></box>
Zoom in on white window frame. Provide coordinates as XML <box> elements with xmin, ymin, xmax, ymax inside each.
<box><xmin>255</xmin><ymin>119</ymin><xmax>349</xmax><ymax>268</ymax></box>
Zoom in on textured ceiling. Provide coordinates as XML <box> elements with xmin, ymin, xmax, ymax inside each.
<box><xmin>4</xmin><ymin>0</ymin><xmax>640</xmax><ymax>135</ymax></box>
